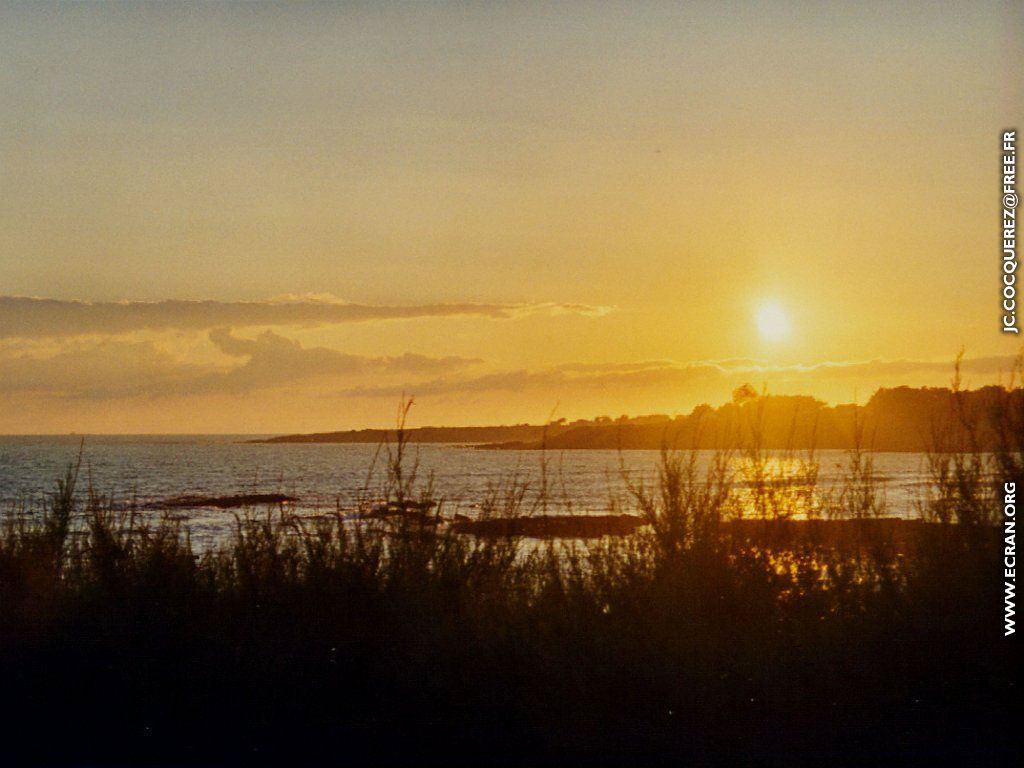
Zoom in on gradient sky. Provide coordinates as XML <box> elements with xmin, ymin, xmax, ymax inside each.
<box><xmin>0</xmin><ymin>1</ymin><xmax>1021</xmax><ymax>432</ymax></box>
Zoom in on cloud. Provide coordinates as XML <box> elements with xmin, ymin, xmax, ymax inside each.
<box><xmin>0</xmin><ymin>296</ymin><xmax>613</xmax><ymax>339</ymax></box>
<box><xmin>0</xmin><ymin>340</ymin><xmax>213</xmax><ymax>400</ymax></box>
<box><xmin>203</xmin><ymin>329</ymin><xmax>479</xmax><ymax>393</ymax></box>
<box><xmin>338</xmin><ymin>355</ymin><xmax>1023</xmax><ymax>399</ymax></box>
<box><xmin>0</xmin><ymin>330</ymin><xmax>480</xmax><ymax>399</ymax></box>
<box><xmin>1</xmin><ymin>332</ymin><xmax>1016</xmax><ymax>408</ymax></box>
<box><xmin>723</xmin><ymin>356</ymin><xmax>1020</xmax><ymax>380</ymax></box>
<box><xmin>339</xmin><ymin>361</ymin><xmax>719</xmax><ymax>399</ymax></box>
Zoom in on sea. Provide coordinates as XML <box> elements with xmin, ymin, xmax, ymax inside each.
<box><xmin>0</xmin><ymin>435</ymin><xmax>937</xmax><ymax>547</ymax></box>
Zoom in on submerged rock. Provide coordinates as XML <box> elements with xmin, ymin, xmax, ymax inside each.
<box><xmin>154</xmin><ymin>493</ymin><xmax>299</xmax><ymax>509</ymax></box>
<box><xmin>451</xmin><ymin>514</ymin><xmax>646</xmax><ymax>539</ymax></box>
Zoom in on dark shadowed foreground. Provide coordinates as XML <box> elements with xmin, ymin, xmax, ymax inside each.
<box><xmin>1</xmin><ymin>389</ymin><xmax>1019</xmax><ymax>767</ymax></box>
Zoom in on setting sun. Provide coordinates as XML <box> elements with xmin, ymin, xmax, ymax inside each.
<box><xmin>756</xmin><ymin>303</ymin><xmax>791</xmax><ymax>343</ymax></box>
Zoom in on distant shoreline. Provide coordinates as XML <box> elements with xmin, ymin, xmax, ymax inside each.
<box><xmin>251</xmin><ymin>384</ymin><xmax>1023</xmax><ymax>453</ymax></box>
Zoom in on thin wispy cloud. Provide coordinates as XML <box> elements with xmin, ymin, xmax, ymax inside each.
<box><xmin>339</xmin><ymin>355</ymin><xmax>1023</xmax><ymax>399</ymax></box>
<box><xmin>0</xmin><ymin>296</ymin><xmax>613</xmax><ymax>339</ymax></box>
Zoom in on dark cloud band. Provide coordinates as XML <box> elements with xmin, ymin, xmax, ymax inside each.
<box><xmin>0</xmin><ymin>296</ymin><xmax>611</xmax><ymax>339</ymax></box>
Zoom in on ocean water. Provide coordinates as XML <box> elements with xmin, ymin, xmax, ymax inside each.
<box><xmin>0</xmin><ymin>436</ymin><xmax>936</xmax><ymax>545</ymax></box>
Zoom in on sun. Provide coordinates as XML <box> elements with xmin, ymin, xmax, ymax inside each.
<box><xmin>756</xmin><ymin>303</ymin><xmax>790</xmax><ymax>342</ymax></box>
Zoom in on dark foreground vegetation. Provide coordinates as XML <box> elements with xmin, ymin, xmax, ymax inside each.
<box><xmin>1</xmin><ymin>383</ymin><xmax>1020</xmax><ymax>767</ymax></box>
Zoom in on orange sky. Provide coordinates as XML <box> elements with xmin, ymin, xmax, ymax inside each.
<box><xmin>0</xmin><ymin>2</ymin><xmax>1021</xmax><ymax>433</ymax></box>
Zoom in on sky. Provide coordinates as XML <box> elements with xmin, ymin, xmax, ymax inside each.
<box><xmin>0</xmin><ymin>1</ymin><xmax>1021</xmax><ymax>433</ymax></box>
